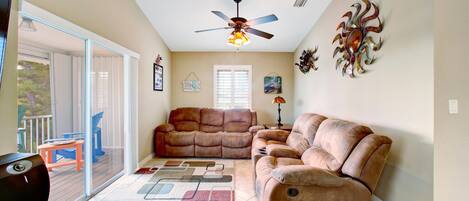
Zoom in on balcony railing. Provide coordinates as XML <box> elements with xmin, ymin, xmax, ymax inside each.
<box><xmin>18</xmin><ymin>115</ymin><xmax>54</xmax><ymax>153</ymax></box>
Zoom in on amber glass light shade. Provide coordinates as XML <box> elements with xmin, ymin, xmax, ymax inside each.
<box><xmin>272</xmin><ymin>96</ymin><xmax>286</xmax><ymax>104</ymax></box>
<box><xmin>227</xmin><ymin>30</ymin><xmax>250</xmax><ymax>47</ymax></box>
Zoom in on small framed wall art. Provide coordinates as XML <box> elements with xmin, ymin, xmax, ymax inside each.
<box><xmin>264</xmin><ymin>75</ymin><xmax>282</xmax><ymax>94</ymax></box>
<box><xmin>182</xmin><ymin>72</ymin><xmax>201</xmax><ymax>92</ymax></box>
<box><xmin>183</xmin><ymin>80</ymin><xmax>201</xmax><ymax>92</ymax></box>
<box><xmin>153</xmin><ymin>63</ymin><xmax>163</xmax><ymax>91</ymax></box>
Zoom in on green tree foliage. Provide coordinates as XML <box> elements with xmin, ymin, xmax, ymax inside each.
<box><xmin>17</xmin><ymin>60</ymin><xmax>52</xmax><ymax>117</ymax></box>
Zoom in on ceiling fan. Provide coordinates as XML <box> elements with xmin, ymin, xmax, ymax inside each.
<box><xmin>195</xmin><ymin>0</ymin><xmax>279</xmax><ymax>47</ymax></box>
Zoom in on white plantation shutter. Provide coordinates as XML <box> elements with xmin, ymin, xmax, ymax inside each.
<box><xmin>214</xmin><ymin>65</ymin><xmax>252</xmax><ymax>109</ymax></box>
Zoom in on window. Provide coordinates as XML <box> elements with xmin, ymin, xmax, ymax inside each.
<box><xmin>214</xmin><ymin>65</ymin><xmax>252</xmax><ymax>109</ymax></box>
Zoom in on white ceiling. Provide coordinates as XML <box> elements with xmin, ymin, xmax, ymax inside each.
<box><xmin>136</xmin><ymin>0</ymin><xmax>331</xmax><ymax>52</ymax></box>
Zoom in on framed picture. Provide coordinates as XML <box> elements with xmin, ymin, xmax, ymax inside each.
<box><xmin>264</xmin><ymin>75</ymin><xmax>282</xmax><ymax>94</ymax></box>
<box><xmin>183</xmin><ymin>80</ymin><xmax>201</xmax><ymax>92</ymax></box>
<box><xmin>153</xmin><ymin>63</ymin><xmax>163</xmax><ymax>91</ymax></box>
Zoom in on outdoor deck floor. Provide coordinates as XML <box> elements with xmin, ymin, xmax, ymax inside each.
<box><xmin>48</xmin><ymin>148</ymin><xmax>124</xmax><ymax>201</ymax></box>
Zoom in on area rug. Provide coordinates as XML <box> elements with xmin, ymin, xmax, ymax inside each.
<box><xmin>93</xmin><ymin>159</ymin><xmax>236</xmax><ymax>201</ymax></box>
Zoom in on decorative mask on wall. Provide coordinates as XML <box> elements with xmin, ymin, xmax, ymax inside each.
<box><xmin>295</xmin><ymin>47</ymin><xmax>319</xmax><ymax>74</ymax></box>
<box><xmin>332</xmin><ymin>0</ymin><xmax>383</xmax><ymax>77</ymax></box>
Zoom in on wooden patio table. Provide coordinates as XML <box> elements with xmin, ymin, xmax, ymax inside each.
<box><xmin>38</xmin><ymin>140</ymin><xmax>84</xmax><ymax>172</ymax></box>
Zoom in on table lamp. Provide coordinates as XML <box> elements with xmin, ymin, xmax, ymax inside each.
<box><xmin>272</xmin><ymin>96</ymin><xmax>286</xmax><ymax>127</ymax></box>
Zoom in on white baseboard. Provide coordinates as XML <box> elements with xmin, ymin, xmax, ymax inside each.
<box><xmin>372</xmin><ymin>195</ymin><xmax>383</xmax><ymax>201</ymax></box>
<box><xmin>137</xmin><ymin>153</ymin><xmax>154</xmax><ymax>169</ymax></box>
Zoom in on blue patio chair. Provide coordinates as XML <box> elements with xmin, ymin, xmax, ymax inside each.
<box><xmin>52</xmin><ymin>112</ymin><xmax>105</xmax><ymax>163</ymax></box>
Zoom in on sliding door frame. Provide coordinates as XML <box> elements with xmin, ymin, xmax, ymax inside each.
<box><xmin>18</xmin><ymin>1</ymin><xmax>140</xmax><ymax>199</ymax></box>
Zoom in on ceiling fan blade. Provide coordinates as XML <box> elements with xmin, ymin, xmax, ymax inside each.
<box><xmin>246</xmin><ymin>14</ymin><xmax>279</xmax><ymax>26</ymax></box>
<box><xmin>211</xmin><ymin>11</ymin><xmax>234</xmax><ymax>23</ymax></box>
<box><xmin>195</xmin><ymin>27</ymin><xmax>231</xmax><ymax>33</ymax></box>
<box><xmin>245</xmin><ymin>28</ymin><xmax>274</xmax><ymax>39</ymax></box>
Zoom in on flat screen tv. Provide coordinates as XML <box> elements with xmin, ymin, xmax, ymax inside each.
<box><xmin>0</xmin><ymin>0</ymin><xmax>12</xmax><ymax>89</ymax></box>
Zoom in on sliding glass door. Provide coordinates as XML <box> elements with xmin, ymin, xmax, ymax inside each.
<box><xmin>18</xmin><ymin>18</ymin><xmax>87</xmax><ymax>201</ymax></box>
<box><xmin>90</xmin><ymin>43</ymin><xmax>125</xmax><ymax>192</ymax></box>
<box><xmin>18</xmin><ymin>13</ymin><xmax>131</xmax><ymax>201</ymax></box>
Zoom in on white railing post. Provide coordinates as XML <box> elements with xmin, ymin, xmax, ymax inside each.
<box><xmin>22</xmin><ymin>120</ymin><xmax>26</xmax><ymax>151</ymax></box>
<box><xmin>41</xmin><ymin>118</ymin><xmax>45</xmax><ymax>144</ymax></box>
<box><xmin>29</xmin><ymin>119</ymin><xmax>33</xmax><ymax>153</ymax></box>
<box><xmin>47</xmin><ymin>117</ymin><xmax>50</xmax><ymax>140</ymax></box>
<box><xmin>20</xmin><ymin>115</ymin><xmax>53</xmax><ymax>153</ymax></box>
<box><xmin>35</xmin><ymin>118</ymin><xmax>39</xmax><ymax>153</ymax></box>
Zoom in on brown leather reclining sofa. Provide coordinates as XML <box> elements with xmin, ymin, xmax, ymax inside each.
<box><xmin>154</xmin><ymin>107</ymin><xmax>261</xmax><ymax>158</ymax></box>
<box><xmin>252</xmin><ymin>113</ymin><xmax>392</xmax><ymax>201</ymax></box>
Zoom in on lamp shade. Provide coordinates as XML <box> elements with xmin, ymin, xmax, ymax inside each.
<box><xmin>227</xmin><ymin>30</ymin><xmax>250</xmax><ymax>47</ymax></box>
<box><xmin>272</xmin><ymin>96</ymin><xmax>286</xmax><ymax>104</ymax></box>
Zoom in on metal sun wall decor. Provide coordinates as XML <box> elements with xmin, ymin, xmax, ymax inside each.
<box><xmin>332</xmin><ymin>0</ymin><xmax>383</xmax><ymax>78</ymax></box>
<box><xmin>295</xmin><ymin>47</ymin><xmax>319</xmax><ymax>74</ymax></box>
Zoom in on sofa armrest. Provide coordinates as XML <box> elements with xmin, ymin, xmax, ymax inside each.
<box><xmin>156</xmin><ymin>123</ymin><xmax>175</xmax><ymax>132</ymax></box>
<box><xmin>266</xmin><ymin>144</ymin><xmax>300</xmax><ymax>158</ymax></box>
<box><xmin>249</xmin><ymin>125</ymin><xmax>265</xmax><ymax>135</ymax></box>
<box><xmin>256</xmin><ymin>129</ymin><xmax>290</xmax><ymax>142</ymax></box>
<box><xmin>272</xmin><ymin>165</ymin><xmax>345</xmax><ymax>187</ymax></box>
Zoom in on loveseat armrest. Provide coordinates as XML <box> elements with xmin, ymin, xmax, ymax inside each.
<box><xmin>249</xmin><ymin>125</ymin><xmax>265</xmax><ymax>135</ymax></box>
<box><xmin>256</xmin><ymin>129</ymin><xmax>290</xmax><ymax>142</ymax></box>
<box><xmin>156</xmin><ymin>123</ymin><xmax>175</xmax><ymax>132</ymax></box>
<box><xmin>266</xmin><ymin>144</ymin><xmax>300</xmax><ymax>158</ymax></box>
<box><xmin>272</xmin><ymin>165</ymin><xmax>345</xmax><ymax>187</ymax></box>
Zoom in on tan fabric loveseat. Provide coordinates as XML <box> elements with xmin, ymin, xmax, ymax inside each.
<box><xmin>254</xmin><ymin>118</ymin><xmax>392</xmax><ymax>201</ymax></box>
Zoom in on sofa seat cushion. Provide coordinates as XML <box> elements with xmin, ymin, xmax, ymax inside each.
<box><xmin>165</xmin><ymin>145</ymin><xmax>194</xmax><ymax>157</ymax></box>
<box><xmin>267</xmin><ymin>140</ymin><xmax>286</xmax><ymax>145</ymax></box>
<box><xmin>195</xmin><ymin>132</ymin><xmax>222</xmax><ymax>147</ymax></box>
<box><xmin>195</xmin><ymin>145</ymin><xmax>221</xmax><ymax>158</ymax></box>
<box><xmin>266</xmin><ymin>144</ymin><xmax>300</xmax><ymax>158</ymax></box>
<box><xmin>222</xmin><ymin>132</ymin><xmax>252</xmax><ymax>148</ymax></box>
<box><xmin>222</xmin><ymin>146</ymin><xmax>251</xmax><ymax>158</ymax></box>
<box><xmin>199</xmin><ymin>125</ymin><xmax>223</xmax><ymax>133</ymax></box>
<box><xmin>255</xmin><ymin>156</ymin><xmax>303</xmax><ymax>193</ymax></box>
<box><xmin>165</xmin><ymin>131</ymin><xmax>195</xmax><ymax>146</ymax></box>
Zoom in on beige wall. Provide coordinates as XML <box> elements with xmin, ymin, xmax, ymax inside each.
<box><xmin>294</xmin><ymin>0</ymin><xmax>433</xmax><ymax>200</ymax></box>
<box><xmin>171</xmin><ymin>52</ymin><xmax>294</xmax><ymax>125</ymax></box>
<box><xmin>434</xmin><ymin>0</ymin><xmax>469</xmax><ymax>200</ymax></box>
<box><xmin>11</xmin><ymin>0</ymin><xmax>172</xmax><ymax>160</ymax></box>
<box><xmin>0</xmin><ymin>0</ymin><xmax>18</xmax><ymax>155</ymax></box>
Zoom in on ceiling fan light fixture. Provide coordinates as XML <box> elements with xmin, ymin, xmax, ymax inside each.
<box><xmin>227</xmin><ymin>30</ymin><xmax>250</xmax><ymax>47</ymax></box>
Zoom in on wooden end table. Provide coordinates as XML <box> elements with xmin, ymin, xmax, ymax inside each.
<box><xmin>38</xmin><ymin>140</ymin><xmax>84</xmax><ymax>172</ymax></box>
<box><xmin>264</xmin><ymin>124</ymin><xmax>293</xmax><ymax>132</ymax></box>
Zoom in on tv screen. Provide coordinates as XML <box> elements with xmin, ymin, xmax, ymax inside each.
<box><xmin>0</xmin><ymin>0</ymin><xmax>12</xmax><ymax>88</ymax></box>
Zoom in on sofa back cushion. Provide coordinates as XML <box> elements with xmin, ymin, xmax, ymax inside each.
<box><xmin>286</xmin><ymin>113</ymin><xmax>327</xmax><ymax>155</ymax></box>
<box><xmin>200</xmin><ymin>108</ymin><xmax>224</xmax><ymax>132</ymax></box>
<box><xmin>301</xmin><ymin>119</ymin><xmax>372</xmax><ymax>173</ymax></box>
<box><xmin>223</xmin><ymin>109</ymin><xmax>252</xmax><ymax>132</ymax></box>
<box><xmin>342</xmin><ymin>135</ymin><xmax>392</xmax><ymax>192</ymax></box>
<box><xmin>169</xmin><ymin>108</ymin><xmax>201</xmax><ymax>131</ymax></box>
